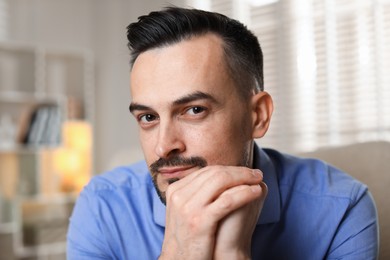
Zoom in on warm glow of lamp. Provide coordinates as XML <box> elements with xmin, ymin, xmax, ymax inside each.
<box><xmin>63</xmin><ymin>121</ymin><xmax>92</xmax><ymax>150</ymax></box>
<box><xmin>54</xmin><ymin>120</ymin><xmax>92</xmax><ymax>193</ymax></box>
<box><xmin>54</xmin><ymin>148</ymin><xmax>83</xmax><ymax>173</ymax></box>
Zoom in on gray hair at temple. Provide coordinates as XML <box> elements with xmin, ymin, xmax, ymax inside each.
<box><xmin>126</xmin><ymin>7</ymin><xmax>264</xmax><ymax>98</ymax></box>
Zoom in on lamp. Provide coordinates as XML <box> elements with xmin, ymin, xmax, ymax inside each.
<box><xmin>54</xmin><ymin>120</ymin><xmax>92</xmax><ymax>193</ymax></box>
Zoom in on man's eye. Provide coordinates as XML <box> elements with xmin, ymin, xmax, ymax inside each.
<box><xmin>139</xmin><ymin>114</ymin><xmax>157</xmax><ymax>123</ymax></box>
<box><xmin>186</xmin><ymin>106</ymin><xmax>206</xmax><ymax>115</ymax></box>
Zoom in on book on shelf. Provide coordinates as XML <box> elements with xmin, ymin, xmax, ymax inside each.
<box><xmin>21</xmin><ymin>104</ymin><xmax>62</xmax><ymax>147</ymax></box>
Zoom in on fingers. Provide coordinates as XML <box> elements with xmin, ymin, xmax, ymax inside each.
<box><xmin>165</xmin><ymin>166</ymin><xmax>266</xmax><ymax>224</ymax></box>
<box><xmin>165</xmin><ymin>166</ymin><xmax>263</xmax><ymax>208</ymax></box>
<box><xmin>161</xmin><ymin>166</ymin><xmax>267</xmax><ymax>259</ymax></box>
<box><xmin>259</xmin><ymin>181</ymin><xmax>268</xmax><ymax>200</ymax></box>
<box><xmin>208</xmin><ymin>182</ymin><xmax>267</xmax><ymax>220</ymax></box>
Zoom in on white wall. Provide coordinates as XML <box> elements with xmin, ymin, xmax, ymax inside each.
<box><xmin>6</xmin><ymin>0</ymin><xmax>187</xmax><ymax>173</ymax></box>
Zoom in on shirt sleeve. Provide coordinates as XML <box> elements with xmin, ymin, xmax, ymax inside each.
<box><xmin>326</xmin><ymin>190</ymin><xmax>379</xmax><ymax>260</ymax></box>
<box><xmin>67</xmin><ymin>187</ymin><xmax>112</xmax><ymax>259</ymax></box>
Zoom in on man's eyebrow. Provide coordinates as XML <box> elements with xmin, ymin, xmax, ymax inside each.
<box><xmin>129</xmin><ymin>91</ymin><xmax>218</xmax><ymax>114</ymax></box>
<box><xmin>172</xmin><ymin>91</ymin><xmax>218</xmax><ymax>106</ymax></box>
<box><xmin>129</xmin><ymin>103</ymin><xmax>151</xmax><ymax>113</ymax></box>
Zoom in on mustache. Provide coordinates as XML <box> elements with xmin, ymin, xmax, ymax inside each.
<box><xmin>150</xmin><ymin>155</ymin><xmax>207</xmax><ymax>174</ymax></box>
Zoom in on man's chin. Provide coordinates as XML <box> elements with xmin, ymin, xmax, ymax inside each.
<box><xmin>167</xmin><ymin>178</ymin><xmax>180</xmax><ymax>184</ymax></box>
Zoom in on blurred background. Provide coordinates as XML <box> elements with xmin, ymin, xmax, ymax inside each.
<box><xmin>0</xmin><ymin>0</ymin><xmax>389</xmax><ymax>259</ymax></box>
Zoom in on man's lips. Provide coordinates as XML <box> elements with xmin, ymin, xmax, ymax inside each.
<box><xmin>158</xmin><ymin>165</ymin><xmax>196</xmax><ymax>179</ymax></box>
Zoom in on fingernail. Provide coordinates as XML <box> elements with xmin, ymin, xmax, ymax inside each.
<box><xmin>252</xmin><ymin>169</ymin><xmax>263</xmax><ymax>178</ymax></box>
<box><xmin>251</xmin><ymin>184</ymin><xmax>261</xmax><ymax>193</ymax></box>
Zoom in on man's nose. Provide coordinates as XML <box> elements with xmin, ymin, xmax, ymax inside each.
<box><xmin>154</xmin><ymin>121</ymin><xmax>185</xmax><ymax>159</ymax></box>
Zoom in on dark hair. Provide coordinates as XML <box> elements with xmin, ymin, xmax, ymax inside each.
<box><xmin>126</xmin><ymin>7</ymin><xmax>264</xmax><ymax>97</ymax></box>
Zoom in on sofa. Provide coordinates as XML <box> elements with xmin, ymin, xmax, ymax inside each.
<box><xmin>300</xmin><ymin>141</ymin><xmax>390</xmax><ymax>259</ymax></box>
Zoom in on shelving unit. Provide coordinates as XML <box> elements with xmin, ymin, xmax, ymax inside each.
<box><xmin>0</xmin><ymin>41</ymin><xmax>94</xmax><ymax>259</ymax></box>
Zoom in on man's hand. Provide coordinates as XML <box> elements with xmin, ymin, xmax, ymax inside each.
<box><xmin>159</xmin><ymin>166</ymin><xmax>264</xmax><ymax>260</ymax></box>
<box><xmin>214</xmin><ymin>181</ymin><xmax>267</xmax><ymax>260</ymax></box>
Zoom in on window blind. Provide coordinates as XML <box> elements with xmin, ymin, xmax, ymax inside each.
<box><xmin>189</xmin><ymin>0</ymin><xmax>390</xmax><ymax>153</ymax></box>
<box><xmin>0</xmin><ymin>0</ymin><xmax>8</xmax><ymax>40</ymax></box>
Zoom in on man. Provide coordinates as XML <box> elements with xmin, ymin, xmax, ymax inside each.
<box><xmin>67</xmin><ymin>7</ymin><xmax>378</xmax><ymax>259</ymax></box>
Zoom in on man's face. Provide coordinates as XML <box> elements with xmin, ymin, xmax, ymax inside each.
<box><xmin>130</xmin><ymin>34</ymin><xmax>255</xmax><ymax>203</ymax></box>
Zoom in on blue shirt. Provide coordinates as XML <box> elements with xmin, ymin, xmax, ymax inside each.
<box><xmin>67</xmin><ymin>145</ymin><xmax>378</xmax><ymax>259</ymax></box>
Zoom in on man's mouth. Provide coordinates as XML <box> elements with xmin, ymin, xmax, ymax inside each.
<box><xmin>158</xmin><ymin>165</ymin><xmax>197</xmax><ymax>180</ymax></box>
<box><xmin>150</xmin><ymin>155</ymin><xmax>208</xmax><ymax>180</ymax></box>
<box><xmin>149</xmin><ymin>156</ymin><xmax>207</xmax><ymax>205</ymax></box>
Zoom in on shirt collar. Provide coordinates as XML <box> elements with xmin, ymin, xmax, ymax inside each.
<box><xmin>253</xmin><ymin>144</ymin><xmax>281</xmax><ymax>224</ymax></box>
<box><xmin>152</xmin><ymin>144</ymin><xmax>281</xmax><ymax>227</ymax></box>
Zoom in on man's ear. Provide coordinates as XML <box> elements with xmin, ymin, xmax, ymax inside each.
<box><xmin>251</xmin><ymin>91</ymin><xmax>274</xmax><ymax>138</ymax></box>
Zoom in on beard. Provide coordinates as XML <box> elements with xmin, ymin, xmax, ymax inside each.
<box><xmin>150</xmin><ymin>155</ymin><xmax>207</xmax><ymax>205</ymax></box>
<box><xmin>149</xmin><ymin>144</ymin><xmax>252</xmax><ymax>205</ymax></box>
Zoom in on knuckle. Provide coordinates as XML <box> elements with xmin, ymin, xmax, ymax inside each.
<box><xmin>212</xmin><ymin>168</ymin><xmax>232</xmax><ymax>183</ymax></box>
<box><xmin>187</xmin><ymin>215</ymin><xmax>202</xmax><ymax>232</ymax></box>
<box><xmin>218</xmin><ymin>194</ymin><xmax>233</xmax><ymax>209</ymax></box>
<box><xmin>214</xmin><ymin>171</ymin><xmax>229</xmax><ymax>182</ymax></box>
<box><xmin>167</xmin><ymin>189</ymin><xmax>182</xmax><ymax>206</ymax></box>
<box><xmin>171</xmin><ymin>192</ymin><xmax>181</xmax><ymax>204</ymax></box>
<box><xmin>208</xmin><ymin>174</ymin><xmax>229</xmax><ymax>189</ymax></box>
<box><xmin>181</xmin><ymin>203</ymin><xmax>192</xmax><ymax>216</ymax></box>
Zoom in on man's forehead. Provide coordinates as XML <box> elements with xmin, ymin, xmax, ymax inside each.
<box><xmin>129</xmin><ymin>33</ymin><xmax>230</xmax><ymax>103</ymax></box>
